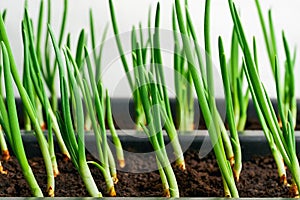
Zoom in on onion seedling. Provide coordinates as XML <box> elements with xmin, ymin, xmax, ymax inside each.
<box><xmin>228</xmin><ymin>28</ymin><xmax>250</xmax><ymax>131</ymax></box>
<box><xmin>151</xmin><ymin>3</ymin><xmax>185</xmax><ymax>170</ymax></box>
<box><xmin>22</xmin><ymin>23</ymin><xmax>34</xmax><ymax>131</ymax></box>
<box><xmin>57</xmin><ymin>66</ymin><xmax>102</xmax><ymax>197</ymax></box>
<box><xmin>22</xmin><ymin>1</ymin><xmax>45</xmax><ymax>130</ymax></box>
<box><xmin>106</xmin><ymin>91</ymin><xmax>125</xmax><ymax>168</ymax></box>
<box><xmin>34</xmin><ymin>0</ymin><xmax>46</xmax><ymax>130</ymax></box>
<box><xmin>176</xmin><ymin>2</ymin><xmax>238</xmax><ymax>176</ymax></box>
<box><xmin>20</xmin><ymin>1</ymin><xmax>70</xmax><ymax>161</ymax></box>
<box><xmin>49</xmin><ymin>25</ymin><xmax>123</xmax><ymax>196</ymax></box>
<box><xmin>172</xmin><ymin>5</ymin><xmax>195</xmax><ymax>132</ymax></box>
<box><xmin>0</xmin><ymin>12</ymin><xmax>55</xmax><ymax>197</ymax></box>
<box><xmin>76</xmin><ymin>20</ymin><xmax>109</xmax><ymax>131</ymax></box>
<box><xmin>0</xmin><ymin>9</ymin><xmax>10</xmax><ymax>162</ymax></box>
<box><xmin>177</xmin><ymin>0</ymin><xmax>242</xmax><ymax>184</ymax></box>
<box><xmin>254</xmin><ymin>0</ymin><xmax>297</xmax><ymax>127</ymax></box>
<box><xmin>228</xmin><ymin>0</ymin><xmax>300</xmax><ymax>194</ymax></box>
<box><xmin>203</xmin><ymin>1</ymin><xmax>237</xmax><ymax>172</ymax></box>
<box><xmin>66</xmin><ymin>46</ymin><xmax>121</xmax><ymax>188</ymax></box>
<box><xmin>228</xmin><ymin>1</ymin><xmax>288</xmax><ymax>185</ymax></box>
<box><xmin>89</xmin><ymin>9</ymin><xmax>109</xmax><ymax>82</ymax></box>
<box><xmin>219</xmin><ymin>37</ymin><xmax>242</xmax><ymax>181</ymax></box>
<box><xmin>109</xmin><ymin>1</ymin><xmax>186</xmax><ymax>170</ymax></box>
<box><xmin>72</xmin><ymin>29</ymin><xmax>93</xmax><ymax>130</ymax></box>
<box><xmin>32</xmin><ymin>0</ymin><xmax>69</xmax><ymax>114</ymax></box>
<box><xmin>23</xmin><ymin>10</ymin><xmax>70</xmax><ymax>164</ymax></box>
<box><xmin>109</xmin><ymin>0</ymin><xmax>146</xmax><ymax>130</ymax></box>
<box><xmin>109</xmin><ymin>0</ymin><xmax>194</xmax><ymax>134</ymax></box>
<box><xmin>50</xmin><ymin>25</ymin><xmax>102</xmax><ymax>197</ymax></box>
<box><xmin>66</xmin><ymin>50</ymin><xmax>116</xmax><ymax>196</ymax></box>
<box><xmin>135</xmin><ymin>45</ymin><xmax>179</xmax><ymax>197</ymax></box>
<box><xmin>0</xmin><ymin>42</ymin><xmax>43</xmax><ymax>196</ymax></box>
<box><xmin>82</xmin><ymin>45</ymin><xmax>124</xmax><ymax>184</ymax></box>
<box><xmin>174</xmin><ymin>0</ymin><xmax>239</xmax><ymax>197</ymax></box>
<box><xmin>245</xmin><ymin>53</ymin><xmax>287</xmax><ymax>185</ymax></box>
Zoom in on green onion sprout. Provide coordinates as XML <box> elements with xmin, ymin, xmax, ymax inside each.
<box><xmin>0</xmin><ymin>12</ymin><xmax>55</xmax><ymax>197</ymax></box>
<box><xmin>0</xmin><ymin>41</ymin><xmax>43</xmax><ymax>197</ymax></box>
<box><xmin>228</xmin><ymin>0</ymin><xmax>300</xmax><ymax>194</ymax></box>
<box><xmin>174</xmin><ymin>0</ymin><xmax>239</xmax><ymax>197</ymax></box>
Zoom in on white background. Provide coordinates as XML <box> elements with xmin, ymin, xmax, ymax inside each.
<box><xmin>0</xmin><ymin>0</ymin><xmax>299</xmax><ymax>98</ymax></box>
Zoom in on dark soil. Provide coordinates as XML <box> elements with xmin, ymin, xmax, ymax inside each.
<box><xmin>0</xmin><ymin>150</ymin><xmax>294</xmax><ymax>197</ymax></box>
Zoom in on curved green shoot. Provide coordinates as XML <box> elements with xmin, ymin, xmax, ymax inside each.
<box><xmin>219</xmin><ymin>37</ymin><xmax>242</xmax><ymax>181</ymax></box>
<box><xmin>44</xmin><ymin>0</ymin><xmax>51</xmax><ymax>83</ymax></box>
<box><xmin>36</xmin><ymin>0</ymin><xmax>44</xmax><ymax>67</ymax></box>
<box><xmin>108</xmin><ymin>0</ymin><xmax>134</xmax><ymax>91</ymax></box>
<box><xmin>1</xmin><ymin>10</ymin><xmax>6</xmax><ymax>22</ymax></box>
<box><xmin>109</xmin><ymin>0</ymin><xmax>147</xmax><ymax>130</ymax></box>
<box><xmin>229</xmin><ymin>27</ymin><xmax>249</xmax><ymax>131</ymax></box>
<box><xmin>254</xmin><ymin>0</ymin><xmax>275</xmax><ymax>73</ymax></box>
<box><xmin>230</xmin><ymin>28</ymin><xmax>239</xmax><ymax>124</ymax></box>
<box><xmin>22</xmin><ymin>22</ymin><xmax>34</xmax><ymax>131</ymax></box>
<box><xmin>1</xmin><ymin>42</ymin><xmax>43</xmax><ymax>197</ymax></box>
<box><xmin>244</xmin><ymin>56</ymin><xmax>287</xmax><ymax>184</ymax></box>
<box><xmin>75</xmin><ymin>29</ymin><xmax>87</xmax><ymax>70</ymax></box>
<box><xmin>282</xmin><ymin>32</ymin><xmax>296</xmax><ymax>126</ymax></box>
<box><xmin>106</xmin><ymin>91</ymin><xmax>125</xmax><ymax>168</ymax></box>
<box><xmin>83</xmin><ymin>46</ymin><xmax>121</xmax><ymax>187</ymax></box>
<box><xmin>59</xmin><ymin>77</ymin><xmax>102</xmax><ymax>197</ymax></box>
<box><xmin>58</xmin><ymin>0</ymin><xmax>68</xmax><ymax>47</ymax></box>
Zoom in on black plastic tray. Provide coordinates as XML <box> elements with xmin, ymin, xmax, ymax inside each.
<box><xmin>20</xmin><ymin>130</ymin><xmax>300</xmax><ymax>162</ymax></box>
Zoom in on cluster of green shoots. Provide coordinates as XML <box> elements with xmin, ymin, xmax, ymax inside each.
<box><xmin>0</xmin><ymin>0</ymin><xmax>124</xmax><ymax>197</ymax></box>
<box><xmin>0</xmin><ymin>0</ymin><xmax>298</xmax><ymax>198</ymax></box>
<box><xmin>228</xmin><ymin>0</ymin><xmax>300</xmax><ymax>196</ymax></box>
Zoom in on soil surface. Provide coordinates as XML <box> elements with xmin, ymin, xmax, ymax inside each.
<box><xmin>0</xmin><ymin>150</ymin><xmax>294</xmax><ymax>197</ymax></box>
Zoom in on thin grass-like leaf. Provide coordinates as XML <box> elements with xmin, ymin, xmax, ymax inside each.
<box><xmin>95</xmin><ymin>23</ymin><xmax>109</xmax><ymax>82</ymax></box>
<box><xmin>109</xmin><ymin>0</ymin><xmax>134</xmax><ymax>91</ymax></box>
<box><xmin>58</xmin><ymin>0</ymin><xmax>68</xmax><ymax>47</ymax></box>
<box><xmin>75</xmin><ymin>29</ymin><xmax>86</xmax><ymax>70</ymax></box>
<box><xmin>218</xmin><ymin>37</ymin><xmax>241</xmax><ymax>181</ymax></box>
<box><xmin>254</xmin><ymin>0</ymin><xmax>274</xmax><ymax>73</ymax></box>
<box><xmin>36</xmin><ymin>0</ymin><xmax>44</xmax><ymax>66</ymax></box>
